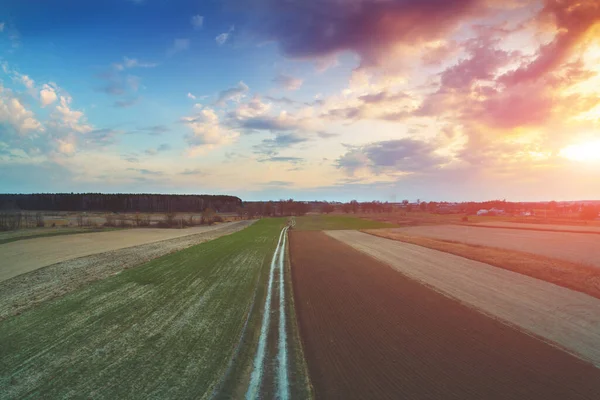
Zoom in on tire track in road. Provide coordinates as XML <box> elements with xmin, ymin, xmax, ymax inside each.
<box><xmin>246</xmin><ymin>226</ymin><xmax>289</xmax><ymax>400</ymax></box>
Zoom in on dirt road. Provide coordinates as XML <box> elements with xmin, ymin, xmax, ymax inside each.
<box><xmin>387</xmin><ymin>224</ymin><xmax>600</xmax><ymax>268</ymax></box>
<box><xmin>291</xmin><ymin>231</ymin><xmax>600</xmax><ymax>399</ymax></box>
<box><xmin>327</xmin><ymin>230</ymin><xmax>600</xmax><ymax>367</ymax></box>
<box><xmin>0</xmin><ymin>222</ymin><xmax>247</xmax><ymax>282</ymax></box>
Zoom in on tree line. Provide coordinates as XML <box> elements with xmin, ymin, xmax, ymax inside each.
<box><xmin>0</xmin><ymin>193</ymin><xmax>242</xmax><ymax>213</ymax></box>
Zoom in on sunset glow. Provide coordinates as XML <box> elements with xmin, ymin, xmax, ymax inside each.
<box><xmin>560</xmin><ymin>140</ymin><xmax>600</xmax><ymax>162</ymax></box>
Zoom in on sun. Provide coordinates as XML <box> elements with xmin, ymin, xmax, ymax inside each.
<box><xmin>559</xmin><ymin>140</ymin><xmax>600</xmax><ymax>162</ymax></box>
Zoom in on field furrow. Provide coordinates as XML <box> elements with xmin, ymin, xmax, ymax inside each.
<box><xmin>291</xmin><ymin>230</ymin><xmax>600</xmax><ymax>399</ymax></box>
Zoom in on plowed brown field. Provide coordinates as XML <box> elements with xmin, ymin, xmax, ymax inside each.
<box><xmin>290</xmin><ymin>231</ymin><xmax>600</xmax><ymax>400</ymax></box>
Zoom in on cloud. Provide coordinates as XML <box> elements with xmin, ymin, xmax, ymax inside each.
<box><xmin>500</xmin><ymin>0</ymin><xmax>600</xmax><ymax>86</ymax></box>
<box><xmin>180</xmin><ymin>168</ymin><xmax>207</xmax><ymax>176</ymax></box>
<box><xmin>0</xmin><ymin>22</ymin><xmax>4</xmax><ymax>32</ymax></box>
<box><xmin>258</xmin><ymin>156</ymin><xmax>304</xmax><ymax>164</ymax></box>
<box><xmin>191</xmin><ymin>15</ymin><xmax>204</xmax><ymax>29</ymax></box>
<box><xmin>84</xmin><ymin>128</ymin><xmax>121</xmax><ymax>147</ymax></box>
<box><xmin>20</xmin><ymin>75</ymin><xmax>34</xmax><ymax>89</ymax></box>
<box><xmin>127</xmin><ymin>168</ymin><xmax>164</xmax><ymax>176</ymax></box>
<box><xmin>52</xmin><ymin>95</ymin><xmax>92</xmax><ymax>134</ymax></box>
<box><xmin>216</xmin><ymin>81</ymin><xmax>249</xmax><ymax>105</ymax></box>
<box><xmin>144</xmin><ymin>143</ymin><xmax>171</xmax><ymax>155</ymax></box>
<box><xmin>254</xmin><ymin>132</ymin><xmax>309</xmax><ymax>155</ymax></box>
<box><xmin>113</xmin><ymin>98</ymin><xmax>139</xmax><ymax>108</ymax></box>
<box><xmin>98</xmin><ymin>80</ymin><xmax>126</xmax><ymax>96</ymax></box>
<box><xmin>0</xmin><ymin>86</ymin><xmax>44</xmax><ymax>135</ymax></box>
<box><xmin>216</xmin><ymin>26</ymin><xmax>234</xmax><ymax>45</ymax></box>
<box><xmin>167</xmin><ymin>38</ymin><xmax>190</xmax><ymax>56</ymax></box>
<box><xmin>336</xmin><ymin>138</ymin><xmax>449</xmax><ymax>176</ymax></box>
<box><xmin>247</xmin><ymin>0</ymin><xmax>492</xmax><ymax>68</ymax></box>
<box><xmin>263</xmin><ymin>180</ymin><xmax>293</xmax><ymax>186</ymax></box>
<box><xmin>182</xmin><ymin>108</ymin><xmax>239</xmax><ymax>154</ymax></box>
<box><xmin>264</xmin><ymin>95</ymin><xmax>298</xmax><ymax>105</ymax></box>
<box><xmin>40</xmin><ymin>84</ymin><xmax>58</xmax><ymax>107</ymax></box>
<box><xmin>187</xmin><ymin>92</ymin><xmax>196</xmax><ymax>100</ymax></box>
<box><xmin>137</xmin><ymin>125</ymin><xmax>170</xmax><ymax>135</ymax></box>
<box><xmin>113</xmin><ymin>57</ymin><xmax>157</xmax><ymax>71</ymax></box>
<box><xmin>273</xmin><ymin>73</ymin><xmax>303</xmax><ymax>90</ymax></box>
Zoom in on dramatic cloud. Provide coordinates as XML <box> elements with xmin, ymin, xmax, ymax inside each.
<box><xmin>337</xmin><ymin>138</ymin><xmax>449</xmax><ymax>176</ymax></box>
<box><xmin>248</xmin><ymin>0</ymin><xmax>493</xmax><ymax>67</ymax></box>
<box><xmin>167</xmin><ymin>38</ymin><xmax>190</xmax><ymax>56</ymax></box>
<box><xmin>215</xmin><ymin>81</ymin><xmax>249</xmax><ymax>105</ymax></box>
<box><xmin>191</xmin><ymin>15</ymin><xmax>204</xmax><ymax>29</ymax></box>
<box><xmin>273</xmin><ymin>73</ymin><xmax>303</xmax><ymax>90</ymax></box>
<box><xmin>500</xmin><ymin>0</ymin><xmax>600</xmax><ymax>86</ymax></box>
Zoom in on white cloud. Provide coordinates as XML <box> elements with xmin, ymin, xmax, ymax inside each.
<box><xmin>0</xmin><ymin>22</ymin><xmax>5</xmax><ymax>32</ymax></box>
<box><xmin>216</xmin><ymin>26</ymin><xmax>234</xmax><ymax>46</ymax></box>
<box><xmin>18</xmin><ymin>74</ymin><xmax>35</xmax><ymax>90</ymax></box>
<box><xmin>40</xmin><ymin>84</ymin><xmax>58</xmax><ymax>107</ymax></box>
<box><xmin>191</xmin><ymin>15</ymin><xmax>204</xmax><ymax>29</ymax></box>
<box><xmin>167</xmin><ymin>38</ymin><xmax>190</xmax><ymax>56</ymax></box>
<box><xmin>53</xmin><ymin>96</ymin><xmax>93</xmax><ymax>134</ymax></box>
<box><xmin>187</xmin><ymin>92</ymin><xmax>196</xmax><ymax>100</ymax></box>
<box><xmin>0</xmin><ymin>86</ymin><xmax>44</xmax><ymax>135</ymax></box>
<box><xmin>216</xmin><ymin>33</ymin><xmax>229</xmax><ymax>46</ymax></box>
<box><xmin>57</xmin><ymin>138</ymin><xmax>76</xmax><ymax>154</ymax></box>
<box><xmin>183</xmin><ymin>108</ymin><xmax>239</xmax><ymax>155</ymax></box>
<box><xmin>216</xmin><ymin>81</ymin><xmax>249</xmax><ymax>105</ymax></box>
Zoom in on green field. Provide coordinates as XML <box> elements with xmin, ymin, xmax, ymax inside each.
<box><xmin>293</xmin><ymin>214</ymin><xmax>399</xmax><ymax>231</ymax></box>
<box><xmin>0</xmin><ymin>218</ymin><xmax>308</xmax><ymax>399</ymax></box>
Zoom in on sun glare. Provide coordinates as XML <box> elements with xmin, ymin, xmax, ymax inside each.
<box><xmin>559</xmin><ymin>140</ymin><xmax>600</xmax><ymax>162</ymax></box>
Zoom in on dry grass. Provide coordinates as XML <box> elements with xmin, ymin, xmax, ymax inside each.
<box><xmin>363</xmin><ymin>229</ymin><xmax>600</xmax><ymax>300</ymax></box>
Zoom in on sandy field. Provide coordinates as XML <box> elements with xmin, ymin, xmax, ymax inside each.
<box><xmin>387</xmin><ymin>224</ymin><xmax>600</xmax><ymax>268</ymax></box>
<box><xmin>327</xmin><ymin>230</ymin><xmax>600</xmax><ymax>367</ymax></box>
<box><xmin>469</xmin><ymin>221</ymin><xmax>600</xmax><ymax>234</ymax></box>
<box><xmin>290</xmin><ymin>231</ymin><xmax>600</xmax><ymax>399</ymax></box>
<box><xmin>0</xmin><ymin>222</ymin><xmax>246</xmax><ymax>282</ymax></box>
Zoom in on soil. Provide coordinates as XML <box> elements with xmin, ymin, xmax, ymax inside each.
<box><xmin>328</xmin><ymin>230</ymin><xmax>600</xmax><ymax>367</ymax></box>
<box><xmin>290</xmin><ymin>230</ymin><xmax>600</xmax><ymax>400</ymax></box>
<box><xmin>385</xmin><ymin>224</ymin><xmax>600</xmax><ymax>268</ymax></box>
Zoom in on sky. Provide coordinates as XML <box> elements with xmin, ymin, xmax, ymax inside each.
<box><xmin>1</xmin><ymin>0</ymin><xmax>599</xmax><ymax>202</ymax></box>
